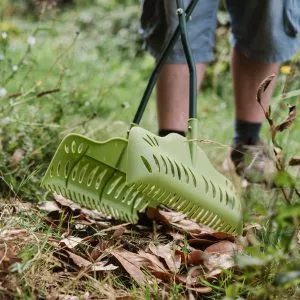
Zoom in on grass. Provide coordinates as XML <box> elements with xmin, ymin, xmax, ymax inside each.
<box><xmin>0</xmin><ymin>1</ymin><xmax>300</xmax><ymax>299</ymax></box>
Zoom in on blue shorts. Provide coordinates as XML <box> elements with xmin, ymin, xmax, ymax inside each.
<box><xmin>140</xmin><ymin>0</ymin><xmax>300</xmax><ymax>63</ymax></box>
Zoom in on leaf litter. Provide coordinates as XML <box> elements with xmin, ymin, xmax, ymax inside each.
<box><xmin>33</xmin><ymin>194</ymin><xmax>248</xmax><ymax>297</ymax></box>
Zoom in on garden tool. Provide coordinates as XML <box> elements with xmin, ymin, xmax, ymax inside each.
<box><xmin>42</xmin><ymin>0</ymin><xmax>243</xmax><ymax>234</ymax></box>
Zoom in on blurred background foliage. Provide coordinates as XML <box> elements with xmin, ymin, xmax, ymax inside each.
<box><xmin>0</xmin><ymin>0</ymin><xmax>299</xmax><ymax>202</ymax></box>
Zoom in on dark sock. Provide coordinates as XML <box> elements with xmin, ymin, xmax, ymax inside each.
<box><xmin>233</xmin><ymin>119</ymin><xmax>262</xmax><ymax>145</ymax></box>
<box><xmin>159</xmin><ymin>129</ymin><xmax>186</xmax><ymax>137</ymax></box>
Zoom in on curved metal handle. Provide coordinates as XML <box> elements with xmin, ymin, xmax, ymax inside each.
<box><xmin>176</xmin><ymin>0</ymin><xmax>197</xmax><ymax>119</ymax></box>
<box><xmin>132</xmin><ymin>0</ymin><xmax>199</xmax><ymax>125</ymax></box>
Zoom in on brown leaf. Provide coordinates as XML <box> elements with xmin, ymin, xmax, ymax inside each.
<box><xmin>158</xmin><ymin>210</ymin><xmax>214</xmax><ymax>234</ymax></box>
<box><xmin>90</xmin><ymin>240</ymin><xmax>112</xmax><ymax>261</ymax></box>
<box><xmin>149</xmin><ymin>271</ymin><xmax>174</xmax><ymax>282</ymax></box>
<box><xmin>111</xmin><ymin>226</ymin><xmax>126</xmax><ymax>239</ymax></box>
<box><xmin>203</xmin><ymin>232</ymin><xmax>235</xmax><ymax>240</ymax></box>
<box><xmin>149</xmin><ymin>243</ymin><xmax>181</xmax><ymax>273</ymax></box>
<box><xmin>256</xmin><ymin>74</ymin><xmax>276</xmax><ymax>104</ymax></box>
<box><xmin>138</xmin><ymin>250</ymin><xmax>167</xmax><ymax>273</ymax></box>
<box><xmin>66</xmin><ymin>250</ymin><xmax>91</xmax><ymax>268</ymax></box>
<box><xmin>203</xmin><ymin>241</ymin><xmax>242</xmax><ymax>274</ymax></box>
<box><xmin>38</xmin><ymin>201</ymin><xmax>61</xmax><ymax>213</ymax></box>
<box><xmin>187</xmin><ymin>250</ymin><xmax>204</xmax><ymax>265</ymax></box>
<box><xmin>166</xmin><ymin>231</ymin><xmax>185</xmax><ymax>241</ymax></box>
<box><xmin>172</xmin><ymin>219</ymin><xmax>214</xmax><ymax>234</ymax></box>
<box><xmin>59</xmin><ymin>236</ymin><xmax>83</xmax><ymax>249</ymax></box>
<box><xmin>65</xmin><ymin>251</ymin><xmax>117</xmax><ymax>272</ymax></box>
<box><xmin>243</xmin><ymin>223</ymin><xmax>262</xmax><ymax>231</ymax></box>
<box><xmin>157</xmin><ymin>210</ymin><xmax>187</xmax><ymax>223</ymax></box>
<box><xmin>145</xmin><ymin>207</ymin><xmax>170</xmax><ymax>224</ymax></box>
<box><xmin>41</xmin><ymin>194</ymin><xmax>112</xmax><ymax>229</ymax></box>
<box><xmin>91</xmin><ymin>261</ymin><xmax>118</xmax><ymax>271</ymax></box>
<box><xmin>147</xmin><ymin>208</ymin><xmax>217</xmax><ymax>236</ymax></box>
<box><xmin>188</xmin><ymin>231</ymin><xmax>235</xmax><ymax>249</ymax></box>
<box><xmin>188</xmin><ymin>238</ymin><xmax>219</xmax><ymax>248</ymax></box>
<box><xmin>203</xmin><ymin>253</ymin><xmax>234</xmax><ymax>274</ymax></box>
<box><xmin>289</xmin><ymin>157</ymin><xmax>300</xmax><ymax>166</ymax></box>
<box><xmin>111</xmin><ymin>248</ymin><xmax>148</xmax><ymax>284</ymax></box>
<box><xmin>275</xmin><ymin>105</ymin><xmax>296</xmax><ymax>132</ymax></box>
<box><xmin>204</xmin><ymin>241</ymin><xmax>242</xmax><ymax>254</ymax></box>
<box><xmin>0</xmin><ymin>228</ymin><xmax>28</xmax><ymax>240</ymax></box>
<box><xmin>80</xmin><ymin>207</ymin><xmax>109</xmax><ymax>221</ymax></box>
<box><xmin>0</xmin><ymin>244</ymin><xmax>23</xmax><ymax>271</ymax></box>
<box><xmin>54</xmin><ymin>194</ymin><xmax>108</xmax><ymax>221</ymax></box>
<box><xmin>54</xmin><ymin>194</ymin><xmax>83</xmax><ymax>212</ymax></box>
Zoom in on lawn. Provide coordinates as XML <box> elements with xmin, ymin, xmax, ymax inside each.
<box><xmin>0</xmin><ymin>1</ymin><xmax>299</xmax><ymax>299</ymax></box>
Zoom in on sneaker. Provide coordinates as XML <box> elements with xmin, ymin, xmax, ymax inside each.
<box><xmin>223</xmin><ymin>141</ymin><xmax>277</xmax><ymax>184</ymax></box>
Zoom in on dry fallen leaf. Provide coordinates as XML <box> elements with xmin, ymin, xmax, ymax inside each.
<box><xmin>0</xmin><ymin>244</ymin><xmax>23</xmax><ymax>271</ymax></box>
<box><xmin>0</xmin><ymin>228</ymin><xmax>31</xmax><ymax>274</ymax></box>
<box><xmin>90</xmin><ymin>240</ymin><xmax>112</xmax><ymax>261</ymax></box>
<box><xmin>91</xmin><ymin>261</ymin><xmax>118</xmax><ymax>271</ymax></box>
<box><xmin>111</xmin><ymin>248</ymin><xmax>148</xmax><ymax>284</ymax></box>
<box><xmin>0</xmin><ymin>228</ymin><xmax>28</xmax><ymax>240</ymax></box>
<box><xmin>275</xmin><ymin>105</ymin><xmax>296</xmax><ymax>132</ymax></box>
<box><xmin>204</xmin><ymin>253</ymin><xmax>234</xmax><ymax>274</ymax></box>
<box><xmin>54</xmin><ymin>194</ymin><xmax>108</xmax><ymax>220</ymax></box>
<box><xmin>38</xmin><ymin>201</ymin><xmax>61</xmax><ymax>213</ymax></box>
<box><xmin>204</xmin><ymin>240</ymin><xmax>242</xmax><ymax>255</ymax></box>
<box><xmin>149</xmin><ymin>243</ymin><xmax>181</xmax><ymax>273</ymax></box>
<box><xmin>243</xmin><ymin>223</ymin><xmax>262</xmax><ymax>231</ymax></box>
<box><xmin>203</xmin><ymin>241</ymin><xmax>242</xmax><ymax>275</ymax></box>
<box><xmin>54</xmin><ymin>194</ymin><xmax>84</xmax><ymax>212</ymax></box>
<box><xmin>111</xmin><ymin>226</ymin><xmax>126</xmax><ymax>239</ymax></box>
<box><xmin>187</xmin><ymin>250</ymin><xmax>204</xmax><ymax>266</ymax></box>
<box><xmin>66</xmin><ymin>251</ymin><xmax>92</xmax><ymax>268</ymax></box>
<box><xmin>156</xmin><ymin>209</ymin><xmax>214</xmax><ymax>234</ymax></box>
<box><xmin>38</xmin><ymin>195</ymin><xmax>112</xmax><ymax>229</ymax></box>
<box><xmin>256</xmin><ymin>74</ymin><xmax>275</xmax><ymax>104</ymax></box>
<box><xmin>145</xmin><ymin>207</ymin><xmax>170</xmax><ymax>224</ymax></box>
<box><xmin>65</xmin><ymin>250</ymin><xmax>117</xmax><ymax>272</ymax></box>
<box><xmin>138</xmin><ymin>250</ymin><xmax>168</xmax><ymax>273</ymax></box>
<box><xmin>59</xmin><ymin>237</ymin><xmax>83</xmax><ymax>249</ymax></box>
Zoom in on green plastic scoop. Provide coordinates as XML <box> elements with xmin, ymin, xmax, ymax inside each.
<box><xmin>42</xmin><ymin>0</ymin><xmax>243</xmax><ymax>234</ymax></box>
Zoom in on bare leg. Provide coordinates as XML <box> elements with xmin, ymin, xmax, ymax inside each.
<box><xmin>156</xmin><ymin>63</ymin><xmax>206</xmax><ymax>132</ymax></box>
<box><xmin>226</xmin><ymin>48</ymin><xmax>280</xmax><ymax>181</ymax></box>
<box><xmin>231</xmin><ymin>48</ymin><xmax>279</xmax><ymax>123</ymax></box>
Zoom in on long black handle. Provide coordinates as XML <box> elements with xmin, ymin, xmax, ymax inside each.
<box><xmin>132</xmin><ymin>0</ymin><xmax>199</xmax><ymax>125</ymax></box>
<box><xmin>176</xmin><ymin>0</ymin><xmax>197</xmax><ymax>119</ymax></box>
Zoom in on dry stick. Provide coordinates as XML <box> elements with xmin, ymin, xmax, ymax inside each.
<box><xmin>36</xmin><ymin>88</ymin><xmax>60</xmax><ymax>97</ymax></box>
<box><xmin>0</xmin><ymin>243</ymin><xmax>8</xmax><ymax>266</ymax></box>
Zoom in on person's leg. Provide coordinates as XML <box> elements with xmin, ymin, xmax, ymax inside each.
<box><xmin>226</xmin><ymin>0</ymin><xmax>300</xmax><ymax>145</ymax></box>
<box><xmin>232</xmin><ymin>49</ymin><xmax>279</xmax><ymax>123</ymax></box>
<box><xmin>225</xmin><ymin>0</ymin><xmax>300</xmax><ymax>182</ymax></box>
<box><xmin>140</xmin><ymin>0</ymin><xmax>220</xmax><ymax>136</ymax></box>
<box><xmin>231</xmin><ymin>48</ymin><xmax>279</xmax><ymax>144</ymax></box>
<box><xmin>156</xmin><ymin>63</ymin><xmax>206</xmax><ymax>134</ymax></box>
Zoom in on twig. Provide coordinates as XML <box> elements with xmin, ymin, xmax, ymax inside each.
<box><xmin>36</xmin><ymin>88</ymin><xmax>60</xmax><ymax>97</ymax></box>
